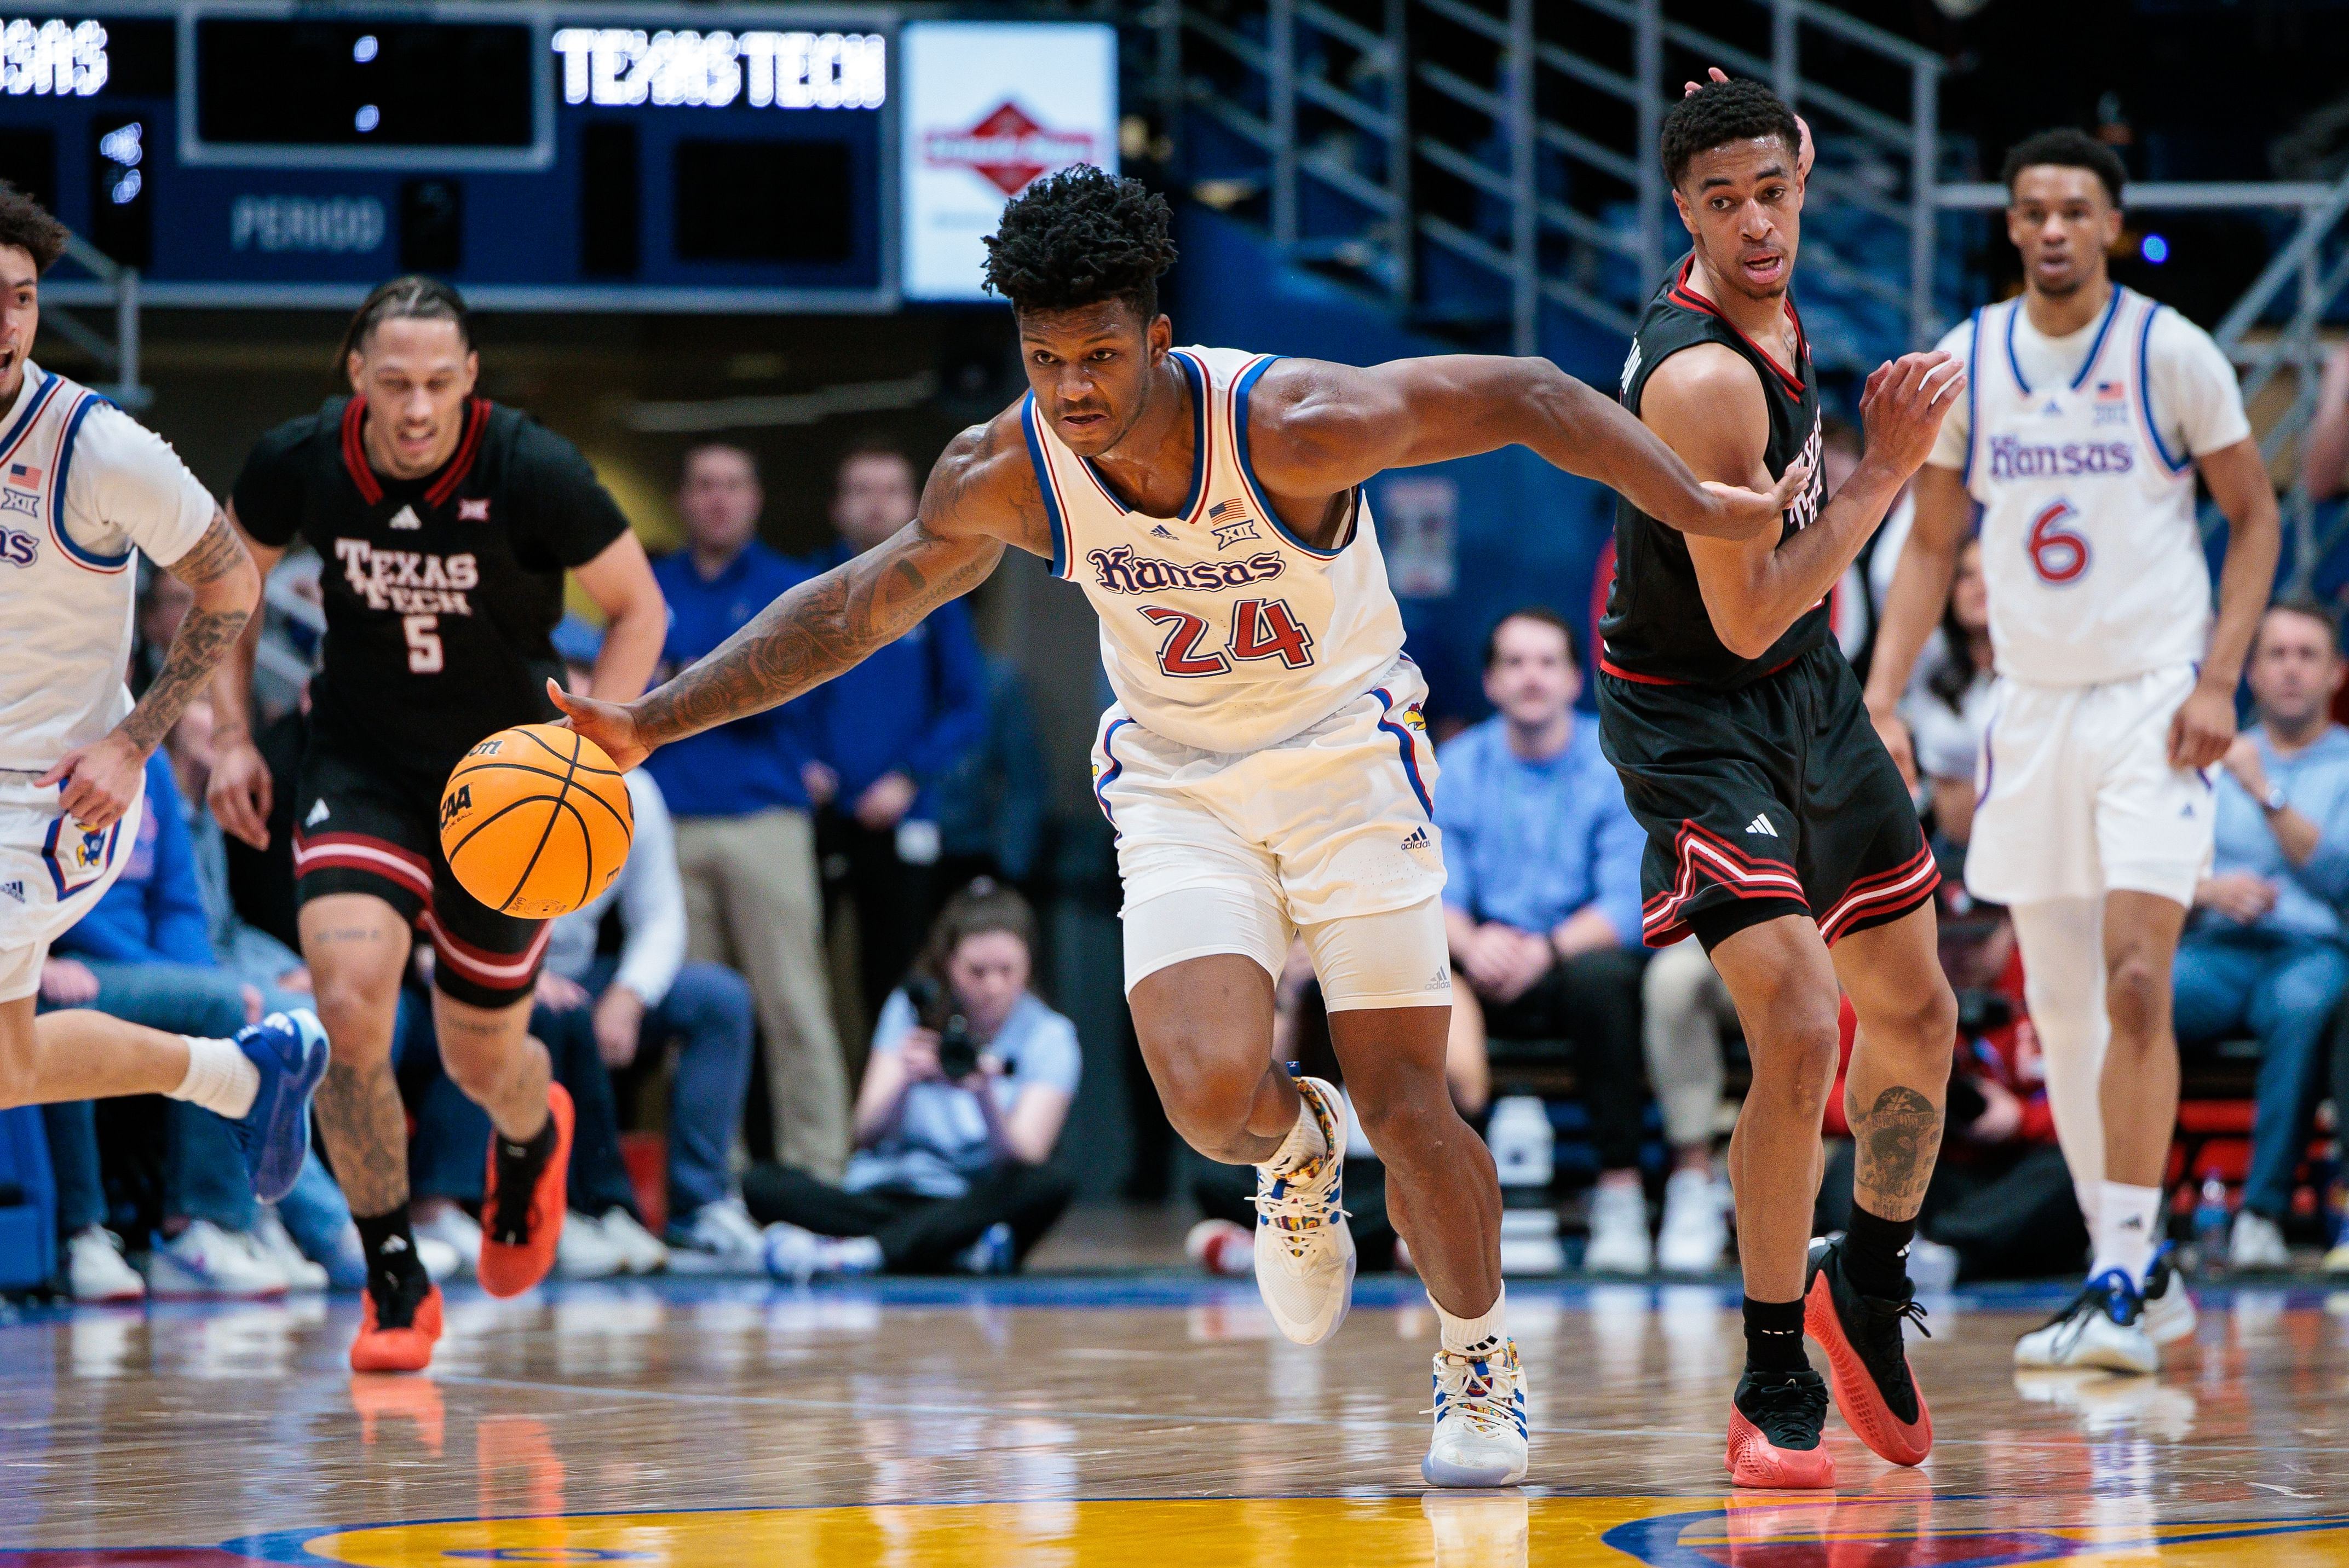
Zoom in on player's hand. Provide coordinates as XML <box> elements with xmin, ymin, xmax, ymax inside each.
<box><xmin>1857</xmin><ymin>352</ymin><xmax>1966</xmax><ymax>481</ymax></box>
<box><xmin>855</xmin><ymin>772</ymin><xmax>919</xmax><ymax>831</ymax></box>
<box><xmin>37</xmin><ymin>731</ymin><xmax>145</xmax><ymax>832</ymax></box>
<box><xmin>2168</xmin><ymin>679</ymin><xmax>2237</xmax><ymax>770</ymax></box>
<box><xmin>39</xmin><ymin>957</ymin><xmax>99</xmax><ymax>1006</ymax></box>
<box><xmin>1699</xmin><ymin>462</ymin><xmax>1815</xmax><ymax>540</ymax></box>
<box><xmin>594</xmin><ymin>984</ymin><xmax>646</xmax><ymax>1068</ymax></box>
<box><xmin>545</xmin><ymin>678</ymin><xmax>649</xmax><ymax>770</ymax></box>
<box><xmin>1867</xmin><ymin>700</ymin><xmax>1918</xmax><ymax>789</ymax></box>
<box><xmin>2196</xmin><ymin>871</ymin><xmax>2276</xmax><ymax>924</ymax></box>
<box><xmin>208</xmin><ymin>739</ymin><xmax>275</xmax><ymax>850</ymax></box>
<box><xmin>1683</xmin><ymin>67</ymin><xmax>1813</xmax><ymax>182</ymax></box>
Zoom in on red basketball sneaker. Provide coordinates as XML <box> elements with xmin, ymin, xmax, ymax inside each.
<box><xmin>1726</xmin><ymin>1368</ymin><xmax>1836</xmax><ymax>1489</ymax></box>
<box><xmin>350</xmin><ymin>1278</ymin><xmax>444</xmax><ymax>1374</ymax></box>
<box><xmin>1804</xmin><ymin>1235</ymin><xmax>1934</xmax><ymax>1466</ymax></box>
<box><xmin>479</xmin><ymin>1082</ymin><xmax>574</xmax><ymax>1298</ymax></box>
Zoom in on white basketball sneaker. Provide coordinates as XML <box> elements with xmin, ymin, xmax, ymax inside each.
<box><xmin>1252</xmin><ymin>1076</ymin><xmax>1355</xmax><ymax>1345</ymax></box>
<box><xmin>1423</xmin><ymin>1338</ymin><xmax>1530</xmax><ymax>1488</ymax></box>
<box><xmin>2140</xmin><ymin>1247</ymin><xmax>2197</xmax><ymax>1347</ymax></box>
<box><xmin>2013</xmin><ymin>1269</ymin><xmax>2157</xmax><ymax>1375</ymax></box>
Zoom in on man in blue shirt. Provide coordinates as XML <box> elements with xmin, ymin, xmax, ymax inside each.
<box><xmin>1436</xmin><ymin>608</ymin><xmax>1654</xmax><ymax>1272</ymax></box>
<box><xmin>803</xmin><ymin>444</ymin><xmax>987</xmax><ymax>1023</ymax></box>
<box><xmin>2175</xmin><ymin>599</ymin><xmax>2349</xmax><ymax>1270</ymax></box>
<box><xmin>645</xmin><ymin>443</ymin><xmax>848</xmax><ymax>1179</ymax></box>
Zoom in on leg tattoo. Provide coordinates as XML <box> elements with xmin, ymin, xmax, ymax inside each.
<box><xmin>1846</xmin><ymin>1084</ymin><xmax>1943</xmax><ymax>1222</ymax></box>
<box><xmin>315</xmin><ymin>1056</ymin><xmax>411</xmax><ymax>1217</ymax></box>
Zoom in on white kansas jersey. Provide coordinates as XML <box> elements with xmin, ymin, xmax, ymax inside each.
<box><xmin>1025</xmin><ymin>345</ymin><xmax>1406</xmax><ymax>753</ymax></box>
<box><xmin>1941</xmin><ymin>288</ymin><xmax>2248</xmax><ymax>688</ymax></box>
<box><xmin>0</xmin><ymin>365</ymin><xmax>218</xmax><ymax>771</ymax></box>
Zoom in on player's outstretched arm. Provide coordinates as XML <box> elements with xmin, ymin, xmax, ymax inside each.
<box><xmin>40</xmin><ymin>512</ymin><xmax>260</xmax><ymax>831</ymax></box>
<box><xmin>206</xmin><ymin>503</ymin><xmax>287</xmax><ymax>850</ymax></box>
<box><xmin>2170</xmin><ymin>436</ymin><xmax>2282</xmax><ymax>768</ymax></box>
<box><xmin>552</xmin><ymin>410</ymin><xmax>1046</xmax><ymax>769</ymax></box>
<box><xmin>1859</xmin><ymin>463</ymin><xmax>1973</xmax><ymax>785</ymax></box>
<box><xmin>1657</xmin><ymin>347</ymin><xmax>1961</xmax><ymax>661</ymax></box>
<box><xmin>1241</xmin><ymin>355</ymin><xmax>1805</xmax><ymax>541</ymax></box>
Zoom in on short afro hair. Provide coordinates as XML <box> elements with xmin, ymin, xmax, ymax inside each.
<box><xmin>2000</xmin><ymin>128</ymin><xmax>2126</xmax><ymax>208</ymax></box>
<box><xmin>0</xmin><ymin>182</ymin><xmax>67</xmax><ymax>273</ymax></box>
<box><xmin>1660</xmin><ymin>78</ymin><xmax>1802</xmax><ymax>190</ymax></box>
<box><xmin>982</xmin><ymin>165</ymin><xmax>1178</xmax><ymax>322</ymax></box>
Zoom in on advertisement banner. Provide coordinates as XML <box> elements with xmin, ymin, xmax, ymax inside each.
<box><xmin>900</xmin><ymin>20</ymin><xmax>1116</xmax><ymax>302</ymax></box>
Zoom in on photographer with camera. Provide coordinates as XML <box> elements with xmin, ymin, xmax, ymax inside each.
<box><xmin>746</xmin><ymin>881</ymin><xmax>1079</xmax><ymax>1277</ymax></box>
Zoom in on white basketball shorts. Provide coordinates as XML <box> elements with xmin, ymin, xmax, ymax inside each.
<box><xmin>1096</xmin><ymin>656</ymin><xmax>1451</xmax><ymax>1008</ymax></box>
<box><xmin>0</xmin><ymin>768</ymin><xmax>146</xmax><ymax>1003</ymax></box>
<box><xmin>1965</xmin><ymin>662</ymin><xmax>2214</xmax><ymax>910</ymax></box>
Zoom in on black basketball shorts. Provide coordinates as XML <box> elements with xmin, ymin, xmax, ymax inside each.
<box><xmin>290</xmin><ymin>736</ymin><xmax>548</xmax><ymax>1009</ymax></box>
<box><xmin>1597</xmin><ymin>642</ymin><xmax>1938</xmax><ymax>953</ymax></box>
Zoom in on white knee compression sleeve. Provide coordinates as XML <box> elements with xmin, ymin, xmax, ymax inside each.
<box><xmin>2008</xmin><ymin>897</ymin><xmax>2109</xmax><ymax>1219</ymax></box>
<box><xmin>1122</xmin><ymin>882</ymin><xmax>1293</xmax><ymax>994</ymax></box>
<box><xmin>1298</xmin><ymin>897</ymin><xmax>1453</xmax><ymax>1012</ymax></box>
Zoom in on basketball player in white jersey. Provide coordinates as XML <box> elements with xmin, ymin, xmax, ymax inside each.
<box><xmin>0</xmin><ymin>185</ymin><xmax>329</xmax><ymax>1202</ymax></box>
<box><xmin>556</xmin><ymin>166</ymin><xmax>1800</xmax><ymax>1486</ymax></box>
<box><xmin>1866</xmin><ymin>131</ymin><xmax>2280</xmax><ymax>1371</ymax></box>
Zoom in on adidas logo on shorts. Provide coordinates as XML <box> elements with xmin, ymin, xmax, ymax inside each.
<box><xmin>306</xmin><ymin>799</ymin><xmax>331</xmax><ymax>827</ymax></box>
<box><xmin>0</xmin><ymin>879</ymin><xmax>22</xmax><ymax>903</ymax></box>
<box><xmin>1746</xmin><ymin>814</ymin><xmax>1778</xmax><ymax>838</ymax></box>
<box><xmin>1401</xmin><ymin>826</ymin><xmax>1432</xmax><ymax>852</ymax></box>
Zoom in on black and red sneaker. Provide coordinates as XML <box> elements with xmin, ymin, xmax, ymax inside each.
<box><xmin>479</xmin><ymin>1083</ymin><xmax>574</xmax><ymax>1298</ymax></box>
<box><xmin>1804</xmin><ymin>1235</ymin><xmax>1933</xmax><ymax>1466</ymax></box>
<box><xmin>350</xmin><ymin>1264</ymin><xmax>443</xmax><ymax>1374</ymax></box>
<box><xmin>1726</xmin><ymin>1367</ymin><xmax>1835</xmax><ymax>1489</ymax></box>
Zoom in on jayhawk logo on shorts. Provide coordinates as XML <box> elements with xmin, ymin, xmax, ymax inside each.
<box><xmin>1399</xmin><ymin>703</ymin><xmax>1426</xmax><ymax>733</ymax></box>
<box><xmin>42</xmin><ymin>813</ymin><xmax>118</xmax><ymax>897</ymax></box>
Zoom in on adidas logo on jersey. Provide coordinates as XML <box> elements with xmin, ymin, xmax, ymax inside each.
<box><xmin>305</xmin><ymin>799</ymin><xmax>330</xmax><ymax>827</ymax></box>
<box><xmin>1746</xmin><ymin>814</ymin><xmax>1778</xmax><ymax>838</ymax></box>
<box><xmin>0</xmin><ymin>879</ymin><xmax>22</xmax><ymax>903</ymax></box>
<box><xmin>1150</xmin><ymin>524</ymin><xmax>1177</xmax><ymax>540</ymax></box>
<box><xmin>387</xmin><ymin>504</ymin><xmax>423</xmax><ymax>531</ymax></box>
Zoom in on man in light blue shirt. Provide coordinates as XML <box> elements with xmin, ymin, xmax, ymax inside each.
<box><xmin>1436</xmin><ymin>608</ymin><xmax>1655</xmax><ymax>1272</ymax></box>
<box><xmin>2175</xmin><ymin>600</ymin><xmax>2349</xmax><ymax>1268</ymax></box>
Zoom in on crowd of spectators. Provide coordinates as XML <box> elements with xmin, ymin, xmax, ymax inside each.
<box><xmin>33</xmin><ymin>404</ymin><xmax>2349</xmax><ymax>1304</ymax></box>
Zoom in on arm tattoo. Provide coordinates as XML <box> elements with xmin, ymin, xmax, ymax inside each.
<box><xmin>117</xmin><ymin>515</ymin><xmax>254</xmax><ymax>754</ymax></box>
<box><xmin>632</xmin><ymin>526</ymin><xmax>1002</xmax><ymax>747</ymax></box>
<box><xmin>1846</xmin><ymin>1083</ymin><xmax>1944</xmax><ymax>1222</ymax></box>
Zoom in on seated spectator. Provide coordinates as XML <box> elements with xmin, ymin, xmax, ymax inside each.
<box><xmin>47</xmin><ymin>751</ymin><xmax>316</xmax><ymax>1297</ymax></box>
<box><xmin>1903</xmin><ymin>538</ymin><xmax>1996</xmax><ymax>851</ymax></box>
<box><xmin>1816</xmin><ymin>949</ymin><xmax>2085</xmax><ymax>1282</ymax></box>
<box><xmin>805</xmin><ymin>442</ymin><xmax>988</xmax><ymax>1028</ymax></box>
<box><xmin>549</xmin><ymin>620</ymin><xmax>761</xmax><ymax>1261</ymax></box>
<box><xmin>646</xmin><ymin>443</ymin><xmax>847</xmax><ymax>1181</ymax></box>
<box><xmin>745</xmin><ymin>883</ymin><xmax>1078</xmax><ymax>1276</ymax></box>
<box><xmin>1185</xmin><ymin>938</ymin><xmax>1489</xmax><ymax>1276</ymax></box>
<box><xmin>1435</xmin><ymin>609</ymin><xmax>1653</xmax><ymax>1272</ymax></box>
<box><xmin>2175</xmin><ymin>601</ymin><xmax>2349</xmax><ymax>1269</ymax></box>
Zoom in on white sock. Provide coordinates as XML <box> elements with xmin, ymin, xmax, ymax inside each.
<box><xmin>2074</xmin><ymin>1179</ymin><xmax>2101</xmax><ymax>1232</ymax></box>
<box><xmin>1263</xmin><ymin>1087</ymin><xmax>1329</xmax><ymax>1175</ymax></box>
<box><xmin>168</xmin><ymin>1036</ymin><xmax>258</xmax><ymax>1120</ymax></box>
<box><xmin>1435</xmin><ymin>1283</ymin><xmax>1507</xmax><ymax>1358</ymax></box>
<box><xmin>2092</xmin><ymin>1180</ymin><xmax>2161</xmax><ymax>1286</ymax></box>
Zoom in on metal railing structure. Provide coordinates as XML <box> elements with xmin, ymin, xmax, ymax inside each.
<box><xmin>41</xmin><ymin>232</ymin><xmax>148</xmax><ymax>411</ymax></box>
<box><xmin>1150</xmin><ymin>0</ymin><xmax>1947</xmax><ymax>362</ymax></box>
<box><xmin>1944</xmin><ymin>177</ymin><xmax>2349</xmax><ymax>586</ymax></box>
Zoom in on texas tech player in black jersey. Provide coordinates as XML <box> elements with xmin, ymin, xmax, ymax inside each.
<box><xmin>1594</xmin><ymin>79</ymin><xmax>1964</xmax><ymax>1490</ymax></box>
<box><xmin>208</xmin><ymin>278</ymin><xmax>665</xmax><ymax>1375</ymax></box>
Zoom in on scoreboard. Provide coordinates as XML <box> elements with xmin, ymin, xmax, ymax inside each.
<box><xmin>1</xmin><ymin>3</ymin><xmax>1116</xmax><ymax>312</ymax></box>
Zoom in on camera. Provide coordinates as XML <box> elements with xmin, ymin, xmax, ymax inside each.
<box><xmin>902</xmin><ymin>975</ymin><xmax>982</xmax><ymax>1082</ymax></box>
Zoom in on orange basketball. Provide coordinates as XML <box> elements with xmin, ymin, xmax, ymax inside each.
<box><xmin>438</xmin><ymin>724</ymin><xmax>633</xmax><ymax>919</ymax></box>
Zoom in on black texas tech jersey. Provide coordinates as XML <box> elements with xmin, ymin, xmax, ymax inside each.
<box><xmin>1599</xmin><ymin>257</ymin><xmax>1827</xmax><ymax>689</ymax></box>
<box><xmin>233</xmin><ymin>396</ymin><xmax>630</xmax><ymax>777</ymax></box>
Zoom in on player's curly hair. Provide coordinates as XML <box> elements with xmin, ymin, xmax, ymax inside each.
<box><xmin>982</xmin><ymin>165</ymin><xmax>1178</xmax><ymax>321</ymax></box>
<box><xmin>337</xmin><ymin>274</ymin><xmax>473</xmax><ymax>368</ymax></box>
<box><xmin>0</xmin><ymin>182</ymin><xmax>68</xmax><ymax>273</ymax></box>
<box><xmin>1999</xmin><ymin>128</ymin><xmax>2126</xmax><ymax>208</ymax></box>
<box><xmin>1659</xmin><ymin>77</ymin><xmax>1802</xmax><ymax>189</ymax></box>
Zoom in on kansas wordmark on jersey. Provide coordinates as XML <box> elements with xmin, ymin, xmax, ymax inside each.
<box><xmin>1024</xmin><ymin>346</ymin><xmax>1407</xmax><ymax>754</ymax></box>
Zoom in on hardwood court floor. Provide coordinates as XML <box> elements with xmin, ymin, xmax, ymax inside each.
<box><xmin>3</xmin><ymin>1272</ymin><xmax>2346</xmax><ymax>1564</ymax></box>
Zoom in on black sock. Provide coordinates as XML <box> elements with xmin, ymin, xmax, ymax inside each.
<box><xmin>490</xmin><ymin>1115</ymin><xmax>559</xmax><ymax>1240</ymax></box>
<box><xmin>353</xmin><ymin>1207</ymin><xmax>428</xmax><ymax>1311</ymax></box>
<box><xmin>1842</xmin><ymin>1202</ymin><xmax>1918</xmax><ymax>1300</ymax></box>
<box><xmin>1743</xmin><ymin>1295</ymin><xmax>1809</xmax><ymax>1374</ymax></box>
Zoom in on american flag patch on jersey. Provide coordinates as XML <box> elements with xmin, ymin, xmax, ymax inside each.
<box><xmin>2095</xmin><ymin>380</ymin><xmax>2125</xmax><ymax>402</ymax></box>
<box><xmin>1208</xmin><ymin>498</ymin><xmax>1252</xmax><ymax>524</ymax></box>
<box><xmin>6</xmin><ymin>462</ymin><xmax>41</xmax><ymax>489</ymax></box>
